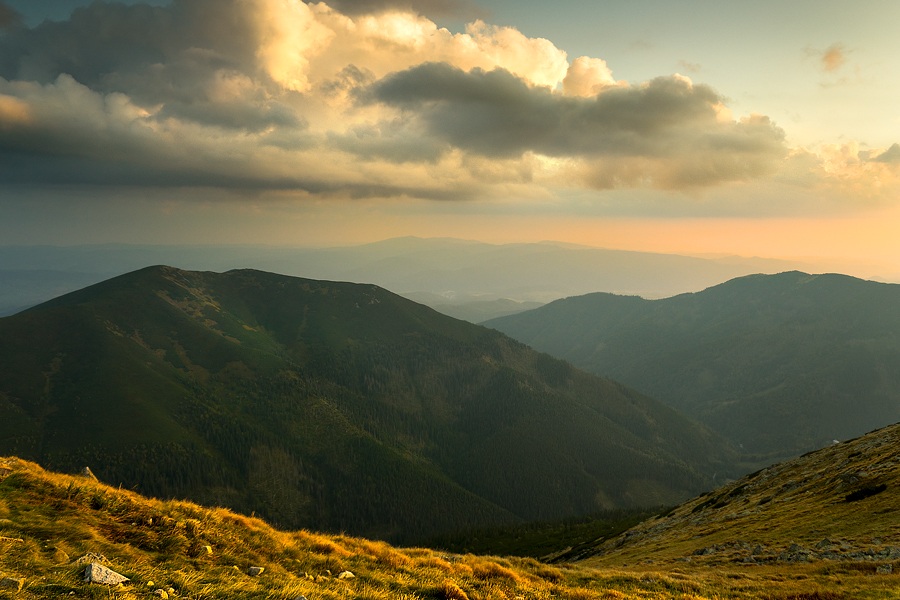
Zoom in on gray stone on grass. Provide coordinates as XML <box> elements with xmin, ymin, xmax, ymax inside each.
<box><xmin>337</xmin><ymin>571</ymin><xmax>355</xmax><ymax>579</ymax></box>
<box><xmin>0</xmin><ymin>577</ymin><xmax>25</xmax><ymax>592</ymax></box>
<box><xmin>877</xmin><ymin>564</ymin><xmax>893</xmax><ymax>575</ymax></box>
<box><xmin>84</xmin><ymin>563</ymin><xmax>129</xmax><ymax>585</ymax></box>
<box><xmin>248</xmin><ymin>566</ymin><xmax>264</xmax><ymax>576</ymax></box>
<box><xmin>81</xmin><ymin>467</ymin><xmax>99</xmax><ymax>482</ymax></box>
<box><xmin>153</xmin><ymin>589</ymin><xmax>168</xmax><ymax>599</ymax></box>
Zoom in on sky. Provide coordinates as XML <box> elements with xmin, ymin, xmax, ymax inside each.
<box><xmin>1</xmin><ymin>0</ymin><xmax>899</xmax><ymax>274</ymax></box>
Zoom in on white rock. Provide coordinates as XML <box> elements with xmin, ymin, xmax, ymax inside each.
<box><xmin>337</xmin><ymin>571</ymin><xmax>355</xmax><ymax>580</ymax></box>
<box><xmin>84</xmin><ymin>563</ymin><xmax>129</xmax><ymax>585</ymax></box>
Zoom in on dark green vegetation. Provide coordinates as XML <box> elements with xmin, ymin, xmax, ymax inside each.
<box><xmin>486</xmin><ymin>271</ymin><xmax>900</xmax><ymax>458</ymax></box>
<box><xmin>424</xmin><ymin>507</ymin><xmax>662</xmax><ymax>560</ymax></box>
<box><xmin>578</xmin><ymin>421</ymin><xmax>900</xmax><ymax>573</ymax></box>
<box><xmin>0</xmin><ymin>267</ymin><xmax>735</xmax><ymax>543</ymax></box>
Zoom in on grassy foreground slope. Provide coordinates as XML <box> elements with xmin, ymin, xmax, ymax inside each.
<box><xmin>574</xmin><ymin>422</ymin><xmax>900</xmax><ymax>574</ymax></box>
<box><xmin>0</xmin><ymin>266</ymin><xmax>733</xmax><ymax>543</ymax></box>
<box><xmin>486</xmin><ymin>271</ymin><xmax>900</xmax><ymax>458</ymax></box>
<box><xmin>1</xmin><ymin>456</ymin><xmax>898</xmax><ymax>600</ymax></box>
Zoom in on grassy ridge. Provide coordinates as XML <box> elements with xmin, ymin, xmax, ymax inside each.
<box><xmin>2</xmin><ymin>456</ymin><xmax>898</xmax><ymax>599</ymax></box>
<box><xmin>0</xmin><ymin>266</ymin><xmax>736</xmax><ymax>542</ymax></box>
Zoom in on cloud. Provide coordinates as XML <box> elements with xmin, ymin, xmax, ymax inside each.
<box><xmin>0</xmin><ymin>0</ymin><xmax>894</xmax><ymax>211</ymax></box>
<box><xmin>0</xmin><ymin>1</ymin><xmax>21</xmax><ymax>29</ymax></box>
<box><xmin>324</xmin><ymin>0</ymin><xmax>488</xmax><ymax>19</ymax></box>
<box><xmin>677</xmin><ymin>60</ymin><xmax>702</xmax><ymax>74</ymax></box>
<box><xmin>871</xmin><ymin>143</ymin><xmax>900</xmax><ymax>165</ymax></box>
<box><xmin>820</xmin><ymin>43</ymin><xmax>847</xmax><ymax>72</ymax></box>
<box><xmin>805</xmin><ymin>43</ymin><xmax>849</xmax><ymax>74</ymax></box>
<box><xmin>369</xmin><ymin>63</ymin><xmax>787</xmax><ymax>188</ymax></box>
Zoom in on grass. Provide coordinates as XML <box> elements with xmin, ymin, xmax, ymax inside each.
<box><xmin>1</xmin><ymin>455</ymin><xmax>899</xmax><ymax>599</ymax></box>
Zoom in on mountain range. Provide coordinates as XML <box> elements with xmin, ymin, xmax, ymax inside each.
<box><xmin>0</xmin><ymin>238</ymin><xmax>829</xmax><ymax>319</ymax></box>
<box><xmin>0</xmin><ymin>266</ymin><xmax>736</xmax><ymax>543</ymax></box>
<box><xmin>486</xmin><ymin>271</ymin><xmax>900</xmax><ymax>459</ymax></box>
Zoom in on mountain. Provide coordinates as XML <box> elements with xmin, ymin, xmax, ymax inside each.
<box><xmin>0</xmin><ymin>238</ymin><xmax>830</xmax><ymax>319</ymax></box>
<box><xmin>485</xmin><ymin>271</ymin><xmax>900</xmax><ymax>458</ymax></box>
<box><xmin>570</xmin><ymin>421</ymin><xmax>900</xmax><ymax>573</ymax></box>
<box><xmin>0</xmin><ymin>266</ymin><xmax>735</xmax><ymax>543</ymax></box>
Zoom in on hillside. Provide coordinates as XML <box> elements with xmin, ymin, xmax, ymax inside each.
<box><xmin>486</xmin><ymin>271</ymin><xmax>900</xmax><ymax>458</ymax></box>
<box><xmin>1</xmin><ymin>455</ymin><xmax>897</xmax><ymax>600</ymax></box>
<box><xmin>0</xmin><ymin>267</ymin><xmax>734</xmax><ymax>543</ymax></box>
<box><xmin>571</xmin><ymin>421</ymin><xmax>900</xmax><ymax>574</ymax></box>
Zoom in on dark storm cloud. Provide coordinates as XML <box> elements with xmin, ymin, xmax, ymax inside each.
<box><xmin>0</xmin><ymin>0</ymin><xmax>288</xmax><ymax>130</ymax></box>
<box><xmin>368</xmin><ymin>62</ymin><xmax>787</xmax><ymax>187</ymax></box>
<box><xmin>0</xmin><ymin>2</ymin><xmax>22</xmax><ymax>29</ymax></box>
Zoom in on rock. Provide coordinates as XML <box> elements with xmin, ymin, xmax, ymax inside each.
<box><xmin>153</xmin><ymin>590</ymin><xmax>169</xmax><ymax>599</ymax></box>
<box><xmin>751</xmin><ymin>544</ymin><xmax>764</xmax><ymax>555</ymax></box>
<box><xmin>74</xmin><ymin>553</ymin><xmax>108</xmax><ymax>565</ymax></box>
<box><xmin>0</xmin><ymin>577</ymin><xmax>25</xmax><ymax>592</ymax></box>
<box><xmin>293</xmin><ymin>596</ymin><xmax>308</xmax><ymax>600</ymax></box>
<box><xmin>248</xmin><ymin>567</ymin><xmax>264</xmax><ymax>576</ymax></box>
<box><xmin>0</xmin><ymin>518</ymin><xmax>14</xmax><ymax>527</ymax></box>
<box><xmin>788</xmin><ymin>543</ymin><xmax>806</xmax><ymax>553</ymax></box>
<box><xmin>81</xmin><ymin>467</ymin><xmax>99</xmax><ymax>482</ymax></box>
<box><xmin>84</xmin><ymin>563</ymin><xmax>129</xmax><ymax>585</ymax></box>
<box><xmin>815</xmin><ymin>538</ymin><xmax>835</xmax><ymax>549</ymax></box>
<box><xmin>877</xmin><ymin>564</ymin><xmax>893</xmax><ymax>575</ymax></box>
<box><xmin>337</xmin><ymin>571</ymin><xmax>355</xmax><ymax>579</ymax></box>
<box><xmin>201</xmin><ymin>545</ymin><xmax>213</xmax><ymax>555</ymax></box>
<box><xmin>167</xmin><ymin>587</ymin><xmax>175</xmax><ymax>594</ymax></box>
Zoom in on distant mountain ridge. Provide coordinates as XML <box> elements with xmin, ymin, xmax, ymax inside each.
<box><xmin>0</xmin><ymin>266</ymin><xmax>736</xmax><ymax>543</ymax></box>
<box><xmin>0</xmin><ymin>238</ymin><xmax>826</xmax><ymax>318</ymax></box>
<box><xmin>485</xmin><ymin>271</ymin><xmax>900</xmax><ymax>458</ymax></box>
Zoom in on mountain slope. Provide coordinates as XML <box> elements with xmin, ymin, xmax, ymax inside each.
<box><xmin>6</xmin><ymin>456</ymin><xmax>889</xmax><ymax>600</ymax></box>
<box><xmin>573</xmin><ymin>421</ymin><xmax>900</xmax><ymax>571</ymax></box>
<box><xmin>0</xmin><ymin>266</ymin><xmax>735</xmax><ymax>542</ymax></box>
<box><xmin>486</xmin><ymin>271</ymin><xmax>900</xmax><ymax>458</ymax></box>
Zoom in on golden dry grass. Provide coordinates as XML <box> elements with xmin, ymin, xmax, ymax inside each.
<box><xmin>0</xmin><ymin>456</ymin><xmax>898</xmax><ymax>599</ymax></box>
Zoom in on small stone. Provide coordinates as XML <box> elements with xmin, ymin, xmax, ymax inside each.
<box><xmin>84</xmin><ymin>563</ymin><xmax>129</xmax><ymax>585</ymax></box>
<box><xmin>167</xmin><ymin>587</ymin><xmax>175</xmax><ymax>594</ymax></box>
<box><xmin>0</xmin><ymin>577</ymin><xmax>25</xmax><ymax>592</ymax></box>
<box><xmin>293</xmin><ymin>596</ymin><xmax>308</xmax><ymax>600</ymax></box>
<box><xmin>153</xmin><ymin>589</ymin><xmax>168</xmax><ymax>599</ymax></box>
<box><xmin>147</xmin><ymin>581</ymin><xmax>155</xmax><ymax>587</ymax></box>
<box><xmin>81</xmin><ymin>467</ymin><xmax>99</xmax><ymax>482</ymax></box>
<box><xmin>248</xmin><ymin>567</ymin><xmax>264</xmax><ymax>576</ymax></box>
<box><xmin>337</xmin><ymin>571</ymin><xmax>355</xmax><ymax>579</ymax></box>
<box><xmin>201</xmin><ymin>545</ymin><xmax>212</xmax><ymax>555</ymax></box>
<box><xmin>877</xmin><ymin>564</ymin><xmax>893</xmax><ymax>575</ymax></box>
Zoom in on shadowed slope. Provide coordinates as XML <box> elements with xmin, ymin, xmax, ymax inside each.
<box><xmin>0</xmin><ymin>266</ymin><xmax>735</xmax><ymax>542</ymax></box>
<box><xmin>487</xmin><ymin>271</ymin><xmax>900</xmax><ymax>458</ymax></box>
